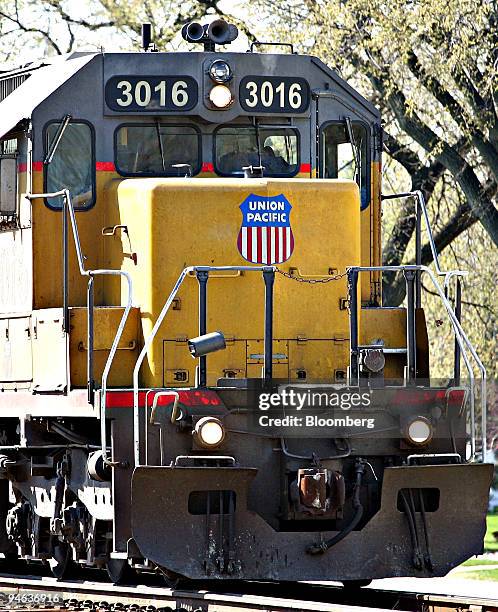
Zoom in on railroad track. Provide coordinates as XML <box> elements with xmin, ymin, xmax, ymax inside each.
<box><xmin>0</xmin><ymin>571</ymin><xmax>496</xmax><ymax>612</ymax></box>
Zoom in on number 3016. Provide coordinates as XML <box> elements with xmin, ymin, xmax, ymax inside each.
<box><xmin>105</xmin><ymin>76</ymin><xmax>198</xmax><ymax>112</ymax></box>
<box><xmin>240</xmin><ymin>76</ymin><xmax>310</xmax><ymax>113</ymax></box>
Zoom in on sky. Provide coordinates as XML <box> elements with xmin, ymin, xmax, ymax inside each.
<box><xmin>1</xmin><ymin>0</ymin><xmax>253</xmax><ymax>69</ymax></box>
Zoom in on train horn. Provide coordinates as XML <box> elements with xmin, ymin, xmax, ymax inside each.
<box><xmin>207</xmin><ymin>20</ymin><xmax>238</xmax><ymax>44</ymax></box>
<box><xmin>181</xmin><ymin>19</ymin><xmax>238</xmax><ymax>47</ymax></box>
<box><xmin>181</xmin><ymin>21</ymin><xmax>205</xmax><ymax>43</ymax></box>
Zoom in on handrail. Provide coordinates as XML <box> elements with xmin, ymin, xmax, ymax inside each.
<box><xmin>132</xmin><ymin>265</ymin><xmax>274</xmax><ymax>467</ymax></box>
<box><xmin>381</xmin><ymin>191</ymin><xmax>468</xmax><ymax>280</ymax></box>
<box><xmin>349</xmin><ymin>264</ymin><xmax>486</xmax><ymax>461</ymax></box>
<box><xmin>27</xmin><ymin>189</ymin><xmax>133</xmax><ymax>467</ymax></box>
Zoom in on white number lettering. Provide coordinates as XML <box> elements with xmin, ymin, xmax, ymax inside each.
<box><xmin>135</xmin><ymin>81</ymin><xmax>152</xmax><ymax>106</ymax></box>
<box><xmin>116</xmin><ymin>80</ymin><xmax>133</xmax><ymax>106</ymax></box>
<box><xmin>260</xmin><ymin>81</ymin><xmax>274</xmax><ymax>107</ymax></box>
<box><xmin>289</xmin><ymin>83</ymin><xmax>302</xmax><ymax>109</ymax></box>
<box><xmin>245</xmin><ymin>81</ymin><xmax>258</xmax><ymax>108</ymax></box>
<box><xmin>154</xmin><ymin>81</ymin><xmax>167</xmax><ymax>106</ymax></box>
<box><xmin>275</xmin><ymin>82</ymin><xmax>285</xmax><ymax>108</ymax></box>
<box><xmin>172</xmin><ymin>80</ymin><xmax>189</xmax><ymax>107</ymax></box>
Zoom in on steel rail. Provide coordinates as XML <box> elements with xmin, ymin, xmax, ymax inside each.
<box><xmin>0</xmin><ymin>572</ymin><xmax>497</xmax><ymax>612</ymax></box>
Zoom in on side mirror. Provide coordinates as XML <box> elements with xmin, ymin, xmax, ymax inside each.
<box><xmin>0</xmin><ymin>157</ymin><xmax>17</xmax><ymax>216</ymax></box>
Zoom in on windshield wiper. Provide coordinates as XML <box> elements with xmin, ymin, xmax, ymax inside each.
<box><xmin>155</xmin><ymin>120</ymin><xmax>166</xmax><ymax>172</ymax></box>
<box><xmin>344</xmin><ymin>116</ymin><xmax>361</xmax><ymax>184</ymax></box>
<box><xmin>251</xmin><ymin>118</ymin><xmax>264</xmax><ymax>176</ymax></box>
<box><xmin>44</xmin><ymin>114</ymin><xmax>72</xmax><ymax>165</ymax></box>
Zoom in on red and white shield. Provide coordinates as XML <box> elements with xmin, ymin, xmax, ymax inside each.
<box><xmin>237</xmin><ymin>194</ymin><xmax>294</xmax><ymax>265</ymax></box>
<box><xmin>237</xmin><ymin>226</ymin><xmax>294</xmax><ymax>265</ymax></box>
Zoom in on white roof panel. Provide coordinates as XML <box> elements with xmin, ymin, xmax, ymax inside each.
<box><xmin>0</xmin><ymin>53</ymin><xmax>96</xmax><ymax>140</ymax></box>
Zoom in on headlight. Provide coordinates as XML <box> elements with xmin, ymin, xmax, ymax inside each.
<box><xmin>209</xmin><ymin>85</ymin><xmax>233</xmax><ymax>108</ymax></box>
<box><xmin>405</xmin><ymin>416</ymin><xmax>433</xmax><ymax>446</ymax></box>
<box><xmin>209</xmin><ymin>60</ymin><xmax>232</xmax><ymax>83</ymax></box>
<box><xmin>193</xmin><ymin>416</ymin><xmax>225</xmax><ymax>448</ymax></box>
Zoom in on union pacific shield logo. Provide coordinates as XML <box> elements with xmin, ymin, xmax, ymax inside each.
<box><xmin>237</xmin><ymin>194</ymin><xmax>294</xmax><ymax>264</ymax></box>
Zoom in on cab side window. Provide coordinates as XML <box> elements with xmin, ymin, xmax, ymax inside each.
<box><xmin>0</xmin><ymin>138</ymin><xmax>18</xmax><ymax>220</ymax></box>
<box><xmin>44</xmin><ymin>121</ymin><xmax>95</xmax><ymax>209</ymax></box>
<box><xmin>321</xmin><ymin>122</ymin><xmax>369</xmax><ymax>209</ymax></box>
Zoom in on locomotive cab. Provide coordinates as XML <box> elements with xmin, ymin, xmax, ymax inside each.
<box><xmin>0</xmin><ymin>30</ymin><xmax>492</xmax><ymax>584</ymax></box>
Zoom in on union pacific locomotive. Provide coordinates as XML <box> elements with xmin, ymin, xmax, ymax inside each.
<box><xmin>0</xmin><ymin>20</ymin><xmax>492</xmax><ymax>586</ymax></box>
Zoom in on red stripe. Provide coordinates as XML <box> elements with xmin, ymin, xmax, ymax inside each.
<box><xmin>300</xmin><ymin>163</ymin><xmax>311</xmax><ymax>173</ymax></box>
<box><xmin>96</xmin><ymin>162</ymin><xmax>115</xmax><ymax>171</ymax></box>
<box><xmin>106</xmin><ymin>389</ymin><xmax>221</xmax><ymax>408</ymax></box>
<box><xmin>282</xmin><ymin>227</ymin><xmax>287</xmax><ymax>260</ymax></box>
<box><xmin>256</xmin><ymin>227</ymin><xmax>262</xmax><ymax>264</ymax></box>
<box><xmin>289</xmin><ymin>229</ymin><xmax>294</xmax><ymax>255</ymax></box>
<box><xmin>18</xmin><ymin>162</ymin><xmax>27</xmax><ymax>172</ymax></box>
<box><xmin>31</xmin><ymin>161</ymin><xmax>115</xmax><ymax>172</ymax></box>
<box><xmin>247</xmin><ymin>227</ymin><xmax>252</xmax><ymax>260</ymax></box>
<box><xmin>267</xmin><ymin>227</ymin><xmax>271</xmax><ymax>264</ymax></box>
<box><xmin>237</xmin><ymin>228</ymin><xmax>242</xmax><ymax>254</ymax></box>
<box><xmin>202</xmin><ymin>162</ymin><xmax>214</xmax><ymax>172</ymax></box>
<box><xmin>275</xmin><ymin>227</ymin><xmax>280</xmax><ymax>263</ymax></box>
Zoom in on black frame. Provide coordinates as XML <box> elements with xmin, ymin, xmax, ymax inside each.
<box><xmin>213</xmin><ymin>124</ymin><xmax>301</xmax><ymax>178</ymax></box>
<box><xmin>319</xmin><ymin>120</ymin><xmax>371</xmax><ymax>210</ymax></box>
<box><xmin>113</xmin><ymin>122</ymin><xmax>202</xmax><ymax>178</ymax></box>
<box><xmin>43</xmin><ymin>118</ymin><xmax>96</xmax><ymax>211</ymax></box>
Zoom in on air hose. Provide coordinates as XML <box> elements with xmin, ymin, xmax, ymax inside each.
<box><xmin>306</xmin><ymin>459</ymin><xmax>365</xmax><ymax>555</ymax></box>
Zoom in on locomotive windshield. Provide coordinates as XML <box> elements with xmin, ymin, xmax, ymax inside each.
<box><xmin>215</xmin><ymin>126</ymin><xmax>298</xmax><ymax>176</ymax></box>
<box><xmin>115</xmin><ymin>124</ymin><xmax>201</xmax><ymax>177</ymax></box>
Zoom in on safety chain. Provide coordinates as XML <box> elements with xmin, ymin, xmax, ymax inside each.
<box><xmin>275</xmin><ymin>268</ymin><xmax>347</xmax><ymax>284</ymax></box>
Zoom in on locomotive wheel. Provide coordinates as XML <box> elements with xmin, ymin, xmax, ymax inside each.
<box><xmin>160</xmin><ymin>568</ymin><xmax>186</xmax><ymax>589</ymax></box>
<box><xmin>341</xmin><ymin>579</ymin><xmax>372</xmax><ymax>589</ymax></box>
<box><xmin>49</xmin><ymin>542</ymin><xmax>74</xmax><ymax>580</ymax></box>
<box><xmin>106</xmin><ymin>558</ymin><xmax>136</xmax><ymax>584</ymax></box>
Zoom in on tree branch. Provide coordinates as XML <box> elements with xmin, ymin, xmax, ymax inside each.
<box><xmin>0</xmin><ymin>4</ymin><xmax>63</xmax><ymax>55</ymax></box>
<box><xmin>406</xmin><ymin>50</ymin><xmax>498</xmax><ymax>183</ymax></box>
<box><xmin>384</xmin><ymin>200</ymin><xmax>478</xmax><ymax>306</ymax></box>
<box><xmin>382</xmin><ymin>132</ymin><xmax>446</xmax><ymax>303</ymax></box>
<box><xmin>44</xmin><ymin>0</ymin><xmax>115</xmax><ymax>31</ymax></box>
<box><xmin>381</xmin><ymin>82</ymin><xmax>498</xmax><ymax>246</ymax></box>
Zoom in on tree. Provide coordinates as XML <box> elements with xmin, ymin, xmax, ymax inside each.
<box><xmin>252</xmin><ymin>0</ymin><xmax>498</xmax><ymax>303</ymax></box>
<box><xmin>0</xmin><ymin>0</ymin><xmax>248</xmax><ymax>62</ymax></box>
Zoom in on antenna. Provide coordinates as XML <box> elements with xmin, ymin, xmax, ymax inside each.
<box><xmin>141</xmin><ymin>23</ymin><xmax>157</xmax><ymax>52</ymax></box>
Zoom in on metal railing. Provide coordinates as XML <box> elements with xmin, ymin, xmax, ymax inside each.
<box><xmin>132</xmin><ymin>265</ymin><xmax>276</xmax><ymax>467</ymax></box>
<box><xmin>27</xmin><ymin>189</ymin><xmax>133</xmax><ymax>466</ymax></box>
<box><xmin>381</xmin><ymin>191</ymin><xmax>467</xmax><ymax>306</ymax></box>
<box><xmin>134</xmin><ymin>263</ymin><xmax>485</xmax><ymax>464</ymax></box>
<box><xmin>347</xmin><ymin>264</ymin><xmax>486</xmax><ymax>460</ymax></box>
<box><xmin>379</xmin><ymin>190</ymin><xmax>485</xmax><ymax>458</ymax></box>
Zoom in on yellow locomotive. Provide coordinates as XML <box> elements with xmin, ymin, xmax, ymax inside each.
<box><xmin>0</xmin><ymin>21</ymin><xmax>492</xmax><ymax>585</ymax></box>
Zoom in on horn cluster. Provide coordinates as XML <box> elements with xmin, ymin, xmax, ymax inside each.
<box><xmin>181</xmin><ymin>19</ymin><xmax>238</xmax><ymax>50</ymax></box>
